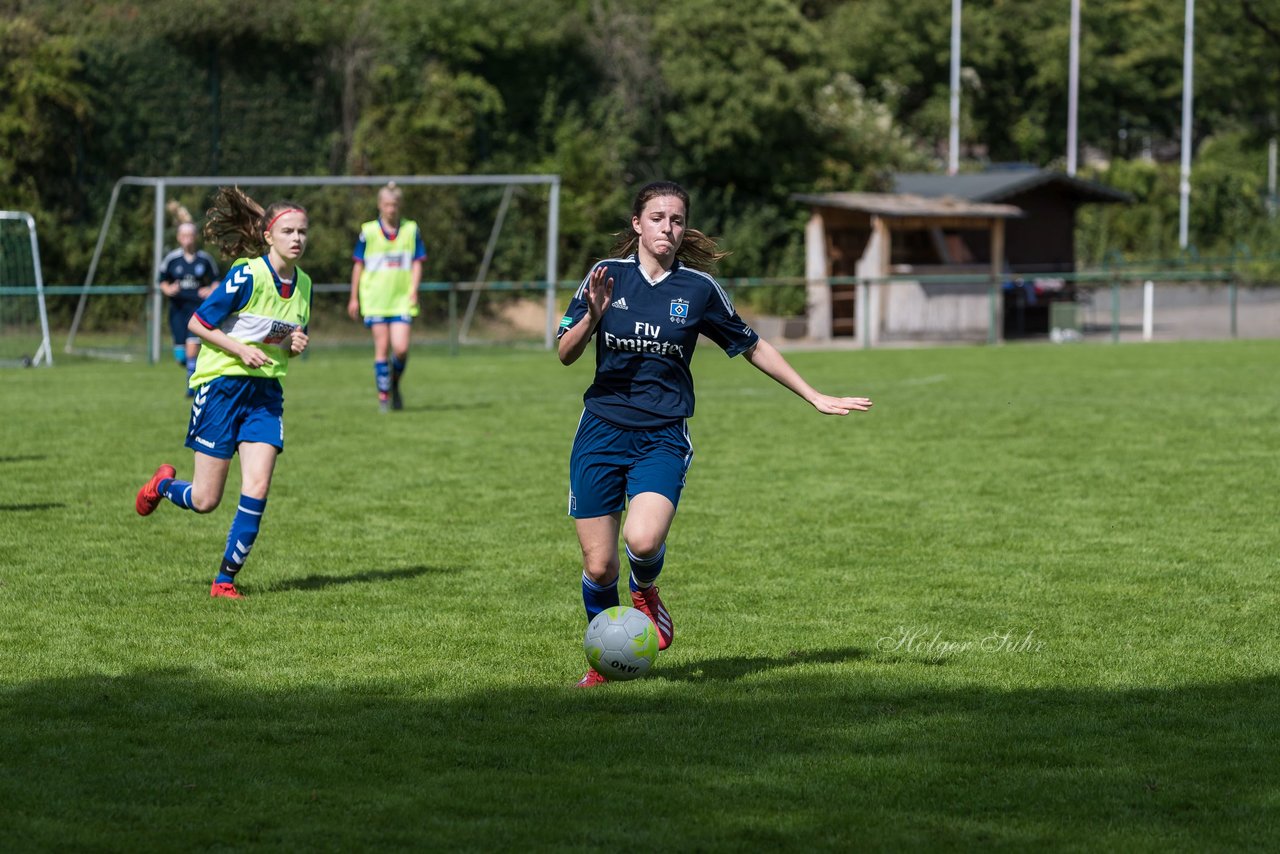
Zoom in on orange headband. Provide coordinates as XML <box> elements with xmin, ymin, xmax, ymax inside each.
<box><xmin>265</xmin><ymin>208</ymin><xmax>305</xmax><ymax>232</ymax></box>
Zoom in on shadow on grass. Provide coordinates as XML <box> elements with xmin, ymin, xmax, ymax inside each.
<box><xmin>262</xmin><ymin>564</ymin><xmax>447</xmax><ymax>592</ymax></box>
<box><xmin>0</xmin><ymin>454</ymin><xmax>47</xmax><ymax>463</ymax></box>
<box><xmin>0</xmin><ymin>502</ymin><xmax>65</xmax><ymax>512</ymax></box>
<box><xmin>654</xmin><ymin>646</ymin><xmax>867</xmax><ymax>682</ymax></box>
<box><xmin>398</xmin><ymin>401</ymin><xmax>495</xmax><ymax>414</ymax></box>
<box><xmin>2</xmin><ymin>666</ymin><xmax>1275</xmax><ymax>849</ymax></box>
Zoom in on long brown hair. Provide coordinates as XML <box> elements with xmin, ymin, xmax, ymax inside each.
<box><xmin>608</xmin><ymin>181</ymin><xmax>728</xmax><ymax>273</ymax></box>
<box><xmin>204</xmin><ymin>187</ymin><xmax>307</xmax><ymax>258</ymax></box>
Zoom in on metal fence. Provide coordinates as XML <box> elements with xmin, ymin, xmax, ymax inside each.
<box><xmin>3</xmin><ymin>267</ymin><xmax>1275</xmax><ymax>363</ymax></box>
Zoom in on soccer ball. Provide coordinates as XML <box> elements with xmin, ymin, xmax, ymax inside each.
<box><xmin>584</xmin><ymin>605</ymin><xmax>659</xmax><ymax>681</ymax></box>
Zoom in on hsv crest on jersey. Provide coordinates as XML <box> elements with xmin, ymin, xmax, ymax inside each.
<box><xmin>669</xmin><ymin>299</ymin><xmax>689</xmax><ymax>324</ymax></box>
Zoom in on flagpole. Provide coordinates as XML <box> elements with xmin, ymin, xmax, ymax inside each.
<box><xmin>1067</xmin><ymin>0</ymin><xmax>1080</xmax><ymax>176</ymax></box>
<box><xmin>1178</xmin><ymin>0</ymin><xmax>1195</xmax><ymax>249</ymax></box>
<box><xmin>948</xmin><ymin>0</ymin><xmax>961</xmax><ymax>175</ymax></box>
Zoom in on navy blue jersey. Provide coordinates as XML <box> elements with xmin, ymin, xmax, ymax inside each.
<box><xmin>159</xmin><ymin>250</ymin><xmax>220</xmax><ymax>308</ymax></box>
<box><xmin>193</xmin><ymin>257</ymin><xmax>311</xmax><ymax>332</ymax></box>
<box><xmin>559</xmin><ymin>256</ymin><xmax>759</xmax><ymax>428</ymax></box>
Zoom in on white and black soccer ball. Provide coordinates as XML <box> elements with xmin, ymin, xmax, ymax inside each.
<box><xmin>584</xmin><ymin>605</ymin><xmax>659</xmax><ymax>681</ymax></box>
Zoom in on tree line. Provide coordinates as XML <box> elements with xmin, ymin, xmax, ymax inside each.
<box><xmin>2</xmin><ymin>0</ymin><xmax>1278</xmax><ymax>294</ymax></box>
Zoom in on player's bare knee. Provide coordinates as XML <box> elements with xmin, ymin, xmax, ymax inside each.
<box><xmin>623</xmin><ymin>532</ymin><xmax>664</xmax><ymax>560</ymax></box>
<box><xmin>582</xmin><ymin>556</ymin><xmax>619</xmax><ymax>585</ymax></box>
<box><xmin>191</xmin><ymin>493</ymin><xmax>220</xmax><ymax>514</ymax></box>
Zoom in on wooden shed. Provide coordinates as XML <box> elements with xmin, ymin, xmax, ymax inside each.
<box><xmin>893</xmin><ymin>169</ymin><xmax>1131</xmax><ymax>275</ymax></box>
<box><xmin>795</xmin><ymin>169</ymin><xmax>1131</xmax><ymax>342</ymax></box>
<box><xmin>793</xmin><ymin>191</ymin><xmax>1022</xmax><ymax>343</ymax></box>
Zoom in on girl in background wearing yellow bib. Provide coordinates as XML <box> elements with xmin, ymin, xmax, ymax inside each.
<box><xmin>348</xmin><ymin>182</ymin><xmax>426</xmax><ymax>412</ymax></box>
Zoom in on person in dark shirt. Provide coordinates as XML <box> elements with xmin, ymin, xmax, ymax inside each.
<box><xmin>557</xmin><ymin>180</ymin><xmax>873</xmax><ymax>687</ymax></box>
<box><xmin>159</xmin><ymin>221</ymin><xmax>220</xmax><ymax>395</ymax></box>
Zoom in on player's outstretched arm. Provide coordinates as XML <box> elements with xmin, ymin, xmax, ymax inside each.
<box><xmin>557</xmin><ymin>266</ymin><xmax>613</xmax><ymax>366</ymax></box>
<box><xmin>742</xmin><ymin>338</ymin><xmax>872</xmax><ymax>416</ymax></box>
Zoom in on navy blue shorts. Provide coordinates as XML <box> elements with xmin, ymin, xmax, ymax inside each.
<box><xmin>568</xmin><ymin>409</ymin><xmax>693</xmax><ymax>518</ymax></box>
<box><xmin>169</xmin><ymin>303</ymin><xmax>200</xmax><ymax>345</ymax></box>
<box><xmin>185</xmin><ymin>376</ymin><xmax>285</xmax><ymax>459</ymax></box>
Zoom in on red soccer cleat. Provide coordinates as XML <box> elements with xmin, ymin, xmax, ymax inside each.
<box><xmin>575</xmin><ymin>668</ymin><xmax>608</xmax><ymax>688</ymax></box>
<box><xmin>135</xmin><ymin>464</ymin><xmax>176</xmax><ymax>516</ymax></box>
<box><xmin>631</xmin><ymin>585</ymin><xmax>673</xmax><ymax>650</ymax></box>
<box><xmin>210</xmin><ymin>581</ymin><xmax>243</xmax><ymax>600</ymax></box>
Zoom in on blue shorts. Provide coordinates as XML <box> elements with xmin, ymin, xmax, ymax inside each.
<box><xmin>185</xmin><ymin>376</ymin><xmax>285</xmax><ymax>459</ymax></box>
<box><xmin>364</xmin><ymin>315</ymin><xmax>413</xmax><ymax>327</ymax></box>
<box><xmin>169</xmin><ymin>303</ymin><xmax>200</xmax><ymax>345</ymax></box>
<box><xmin>568</xmin><ymin>409</ymin><xmax>693</xmax><ymax>518</ymax></box>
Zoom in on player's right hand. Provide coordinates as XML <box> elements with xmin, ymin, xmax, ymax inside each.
<box><xmin>238</xmin><ymin>345</ymin><xmax>273</xmax><ymax>368</ymax></box>
<box><xmin>586</xmin><ymin>265</ymin><xmax>614</xmax><ymax>320</ymax></box>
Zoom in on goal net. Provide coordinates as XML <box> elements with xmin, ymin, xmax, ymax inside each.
<box><xmin>0</xmin><ymin>211</ymin><xmax>53</xmax><ymax>367</ymax></box>
<box><xmin>66</xmin><ymin>175</ymin><xmax>562</xmax><ymax>362</ymax></box>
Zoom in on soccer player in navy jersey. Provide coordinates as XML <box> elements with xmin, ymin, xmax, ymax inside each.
<box><xmin>159</xmin><ymin>221</ymin><xmax>220</xmax><ymax>396</ymax></box>
<box><xmin>558</xmin><ymin>181</ymin><xmax>873</xmax><ymax>687</ymax></box>
<box><xmin>135</xmin><ymin>188</ymin><xmax>312</xmax><ymax>600</ymax></box>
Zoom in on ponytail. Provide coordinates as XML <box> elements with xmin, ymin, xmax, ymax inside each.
<box><xmin>204</xmin><ymin>187</ymin><xmax>307</xmax><ymax>258</ymax></box>
<box><xmin>608</xmin><ymin>228</ymin><xmax>728</xmax><ymax>273</ymax></box>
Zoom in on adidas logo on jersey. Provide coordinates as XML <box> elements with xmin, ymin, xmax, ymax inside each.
<box><xmin>612</xmin><ymin>297</ymin><xmax>629</xmax><ymax>310</ymax></box>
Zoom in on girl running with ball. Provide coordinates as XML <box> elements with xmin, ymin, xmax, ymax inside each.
<box><xmin>558</xmin><ymin>181</ymin><xmax>873</xmax><ymax>686</ymax></box>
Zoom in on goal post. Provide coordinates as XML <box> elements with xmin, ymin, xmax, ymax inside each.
<box><xmin>67</xmin><ymin>174</ymin><xmax>562</xmax><ymax>363</ymax></box>
<box><xmin>0</xmin><ymin>211</ymin><xmax>53</xmax><ymax>367</ymax></box>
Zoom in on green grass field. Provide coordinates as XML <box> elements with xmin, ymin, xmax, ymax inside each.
<box><xmin>2</xmin><ymin>340</ymin><xmax>1278</xmax><ymax>850</ymax></box>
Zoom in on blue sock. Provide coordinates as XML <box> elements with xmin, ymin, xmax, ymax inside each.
<box><xmin>627</xmin><ymin>543</ymin><xmax>666</xmax><ymax>592</ymax></box>
<box><xmin>375</xmin><ymin>360</ymin><xmax>390</xmax><ymax>394</ymax></box>
<box><xmin>391</xmin><ymin>355</ymin><xmax>407</xmax><ymax>385</ymax></box>
<box><xmin>172</xmin><ymin>345</ymin><xmax>184</xmax><ymax>365</ymax></box>
<box><xmin>582</xmin><ymin>573</ymin><xmax>619</xmax><ymax>622</ymax></box>
<box><xmin>161</xmin><ymin>478</ymin><xmax>195</xmax><ymax>510</ymax></box>
<box><xmin>217</xmin><ymin>494</ymin><xmax>266</xmax><ymax>584</ymax></box>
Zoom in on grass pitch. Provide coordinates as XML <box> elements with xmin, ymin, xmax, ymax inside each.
<box><xmin>2</xmin><ymin>340</ymin><xmax>1278</xmax><ymax>850</ymax></box>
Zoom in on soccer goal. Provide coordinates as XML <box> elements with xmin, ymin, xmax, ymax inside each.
<box><xmin>66</xmin><ymin>174</ymin><xmax>562</xmax><ymax>363</ymax></box>
<box><xmin>0</xmin><ymin>211</ymin><xmax>53</xmax><ymax>367</ymax></box>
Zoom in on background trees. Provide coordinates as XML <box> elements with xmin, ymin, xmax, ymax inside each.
<box><xmin>1</xmin><ymin>0</ymin><xmax>1276</xmax><ymax>287</ymax></box>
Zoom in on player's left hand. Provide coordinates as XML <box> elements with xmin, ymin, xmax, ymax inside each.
<box><xmin>289</xmin><ymin>329</ymin><xmax>309</xmax><ymax>355</ymax></box>
<box><xmin>811</xmin><ymin>394</ymin><xmax>873</xmax><ymax>415</ymax></box>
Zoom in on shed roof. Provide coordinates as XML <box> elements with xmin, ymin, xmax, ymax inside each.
<box><xmin>791</xmin><ymin>191</ymin><xmax>1022</xmax><ymax>219</ymax></box>
<box><xmin>893</xmin><ymin>169</ymin><xmax>1131</xmax><ymax>204</ymax></box>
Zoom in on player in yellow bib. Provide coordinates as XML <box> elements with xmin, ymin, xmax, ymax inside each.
<box><xmin>348</xmin><ymin>181</ymin><xmax>426</xmax><ymax>412</ymax></box>
<box><xmin>134</xmin><ymin>187</ymin><xmax>311</xmax><ymax>600</ymax></box>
